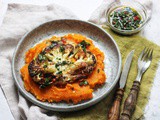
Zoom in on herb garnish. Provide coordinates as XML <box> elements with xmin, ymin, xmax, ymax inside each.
<box><xmin>43</xmin><ymin>64</ymin><xmax>48</xmax><ymax>68</ymax></box>
<box><xmin>40</xmin><ymin>78</ymin><xmax>52</xmax><ymax>88</ymax></box>
<box><xmin>38</xmin><ymin>54</ymin><xmax>46</xmax><ymax>61</ymax></box>
<box><xmin>57</xmin><ymin>71</ymin><xmax>62</xmax><ymax>75</ymax></box>
<box><xmin>60</xmin><ymin>46</ymin><xmax>65</xmax><ymax>53</ymax></box>
<box><xmin>55</xmin><ymin>61</ymin><xmax>71</xmax><ymax>68</ymax></box>
<box><xmin>79</xmin><ymin>40</ymin><xmax>90</xmax><ymax>52</ymax></box>
<box><xmin>79</xmin><ymin>80</ymin><xmax>89</xmax><ymax>86</ymax></box>
<box><xmin>56</xmin><ymin>58</ymin><xmax>61</xmax><ymax>60</ymax></box>
<box><xmin>55</xmin><ymin>63</ymin><xmax>59</xmax><ymax>69</ymax></box>
<box><xmin>49</xmin><ymin>43</ymin><xmax>57</xmax><ymax>49</ymax></box>
<box><xmin>61</xmin><ymin>61</ymin><xmax>68</xmax><ymax>65</ymax></box>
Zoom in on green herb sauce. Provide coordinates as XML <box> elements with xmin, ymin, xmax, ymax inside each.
<box><xmin>109</xmin><ymin>7</ymin><xmax>143</xmax><ymax>30</ymax></box>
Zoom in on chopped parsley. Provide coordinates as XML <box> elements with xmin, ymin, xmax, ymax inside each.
<box><xmin>79</xmin><ymin>80</ymin><xmax>89</xmax><ymax>86</ymax></box>
<box><xmin>56</xmin><ymin>58</ymin><xmax>61</xmax><ymax>60</ymax></box>
<box><xmin>49</xmin><ymin>41</ymin><xmax>59</xmax><ymax>49</ymax></box>
<box><xmin>55</xmin><ymin>63</ymin><xmax>59</xmax><ymax>69</ymax></box>
<box><xmin>43</xmin><ymin>64</ymin><xmax>48</xmax><ymax>68</ymax></box>
<box><xmin>39</xmin><ymin>78</ymin><xmax>52</xmax><ymax>88</ymax></box>
<box><xmin>79</xmin><ymin>40</ymin><xmax>90</xmax><ymax>52</ymax></box>
<box><xmin>57</xmin><ymin>71</ymin><xmax>62</xmax><ymax>75</ymax></box>
<box><xmin>55</xmin><ymin>61</ymin><xmax>71</xmax><ymax>69</ymax></box>
<box><xmin>49</xmin><ymin>43</ymin><xmax>57</xmax><ymax>49</ymax></box>
<box><xmin>60</xmin><ymin>46</ymin><xmax>65</xmax><ymax>53</ymax></box>
<box><xmin>38</xmin><ymin>54</ymin><xmax>46</xmax><ymax>61</ymax></box>
<box><xmin>61</xmin><ymin>61</ymin><xmax>68</xmax><ymax>65</ymax></box>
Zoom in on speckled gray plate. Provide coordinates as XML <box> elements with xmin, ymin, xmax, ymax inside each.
<box><xmin>12</xmin><ymin>19</ymin><xmax>121</xmax><ymax>112</ymax></box>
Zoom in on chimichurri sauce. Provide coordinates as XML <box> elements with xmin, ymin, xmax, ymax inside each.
<box><xmin>109</xmin><ymin>7</ymin><xmax>143</xmax><ymax>30</ymax></box>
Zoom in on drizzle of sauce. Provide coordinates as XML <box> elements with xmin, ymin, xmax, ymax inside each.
<box><xmin>109</xmin><ymin>6</ymin><xmax>143</xmax><ymax>30</ymax></box>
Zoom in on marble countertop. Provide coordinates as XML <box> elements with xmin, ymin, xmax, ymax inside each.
<box><xmin>0</xmin><ymin>0</ymin><xmax>160</xmax><ymax>120</ymax></box>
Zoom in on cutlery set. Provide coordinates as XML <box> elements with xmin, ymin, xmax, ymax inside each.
<box><xmin>108</xmin><ymin>48</ymin><xmax>153</xmax><ymax>120</ymax></box>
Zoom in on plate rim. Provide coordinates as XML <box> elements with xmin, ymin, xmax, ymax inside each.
<box><xmin>12</xmin><ymin>19</ymin><xmax>122</xmax><ymax>111</ymax></box>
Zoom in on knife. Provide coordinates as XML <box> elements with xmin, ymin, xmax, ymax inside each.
<box><xmin>108</xmin><ymin>50</ymin><xmax>134</xmax><ymax>120</ymax></box>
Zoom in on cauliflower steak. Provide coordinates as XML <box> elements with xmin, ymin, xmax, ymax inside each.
<box><xmin>28</xmin><ymin>38</ymin><xmax>96</xmax><ymax>88</ymax></box>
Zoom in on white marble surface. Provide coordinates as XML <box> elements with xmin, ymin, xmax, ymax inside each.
<box><xmin>0</xmin><ymin>0</ymin><xmax>160</xmax><ymax>120</ymax></box>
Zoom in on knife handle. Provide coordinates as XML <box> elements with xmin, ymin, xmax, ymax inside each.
<box><xmin>120</xmin><ymin>81</ymin><xmax>140</xmax><ymax>120</ymax></box>
<box><xmin>108</xmin><ymin>88</ymin><xmax>124</xmax><ymax>120</ymax></box>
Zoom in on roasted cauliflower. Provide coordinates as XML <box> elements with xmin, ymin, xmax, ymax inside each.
<box><xmin>28</xmin><ymin>38</ymin><xmax>96</xmax><ymax>88</ymax></box>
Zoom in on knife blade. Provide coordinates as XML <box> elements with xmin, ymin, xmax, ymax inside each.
<box><xmin>119</xmin><ymin>50</ymin><xmax>134</xmax><ymax>89</ymax></box>
<box><xmin>107</xmin><ymin>50</ymin><xmax>134</xmax><ymax>120</ymax></box>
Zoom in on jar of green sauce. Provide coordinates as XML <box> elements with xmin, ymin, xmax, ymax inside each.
<box><xmin>106</xmin><ymin>1</ymin><xmax>149</xmax><ymax>35</ymax></box>
<box><xmin>109</xmin><ymin>7</ymin><xmax>143</xmax><ymax>30</ymax></box>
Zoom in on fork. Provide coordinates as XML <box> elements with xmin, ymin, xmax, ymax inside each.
<box><xmin>120</xmin><ymin>48</ymin><xmax>153</xmax><ymax>120</ymax></box>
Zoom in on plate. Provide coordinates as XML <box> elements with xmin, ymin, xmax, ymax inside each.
<box><xmin>12</xmin><ymin>19</ymin><xmax>121</xmax><ymax>111</ymax></box>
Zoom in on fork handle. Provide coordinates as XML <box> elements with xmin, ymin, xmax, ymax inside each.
<box><xmin>120</xmin><ymin>81</ymin><xmax>140</xmax><ymax>120</ymax></box>
<box><xmin>108</xmin><ymin>88</ymin><xmax>124</xmax><ymax>120</ymax></box>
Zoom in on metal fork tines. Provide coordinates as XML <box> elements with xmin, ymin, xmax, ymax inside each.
<box><xmin>136</xmin><ymin>48</ymin><xmax>153</xmax><ymax>81</ymax></box>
